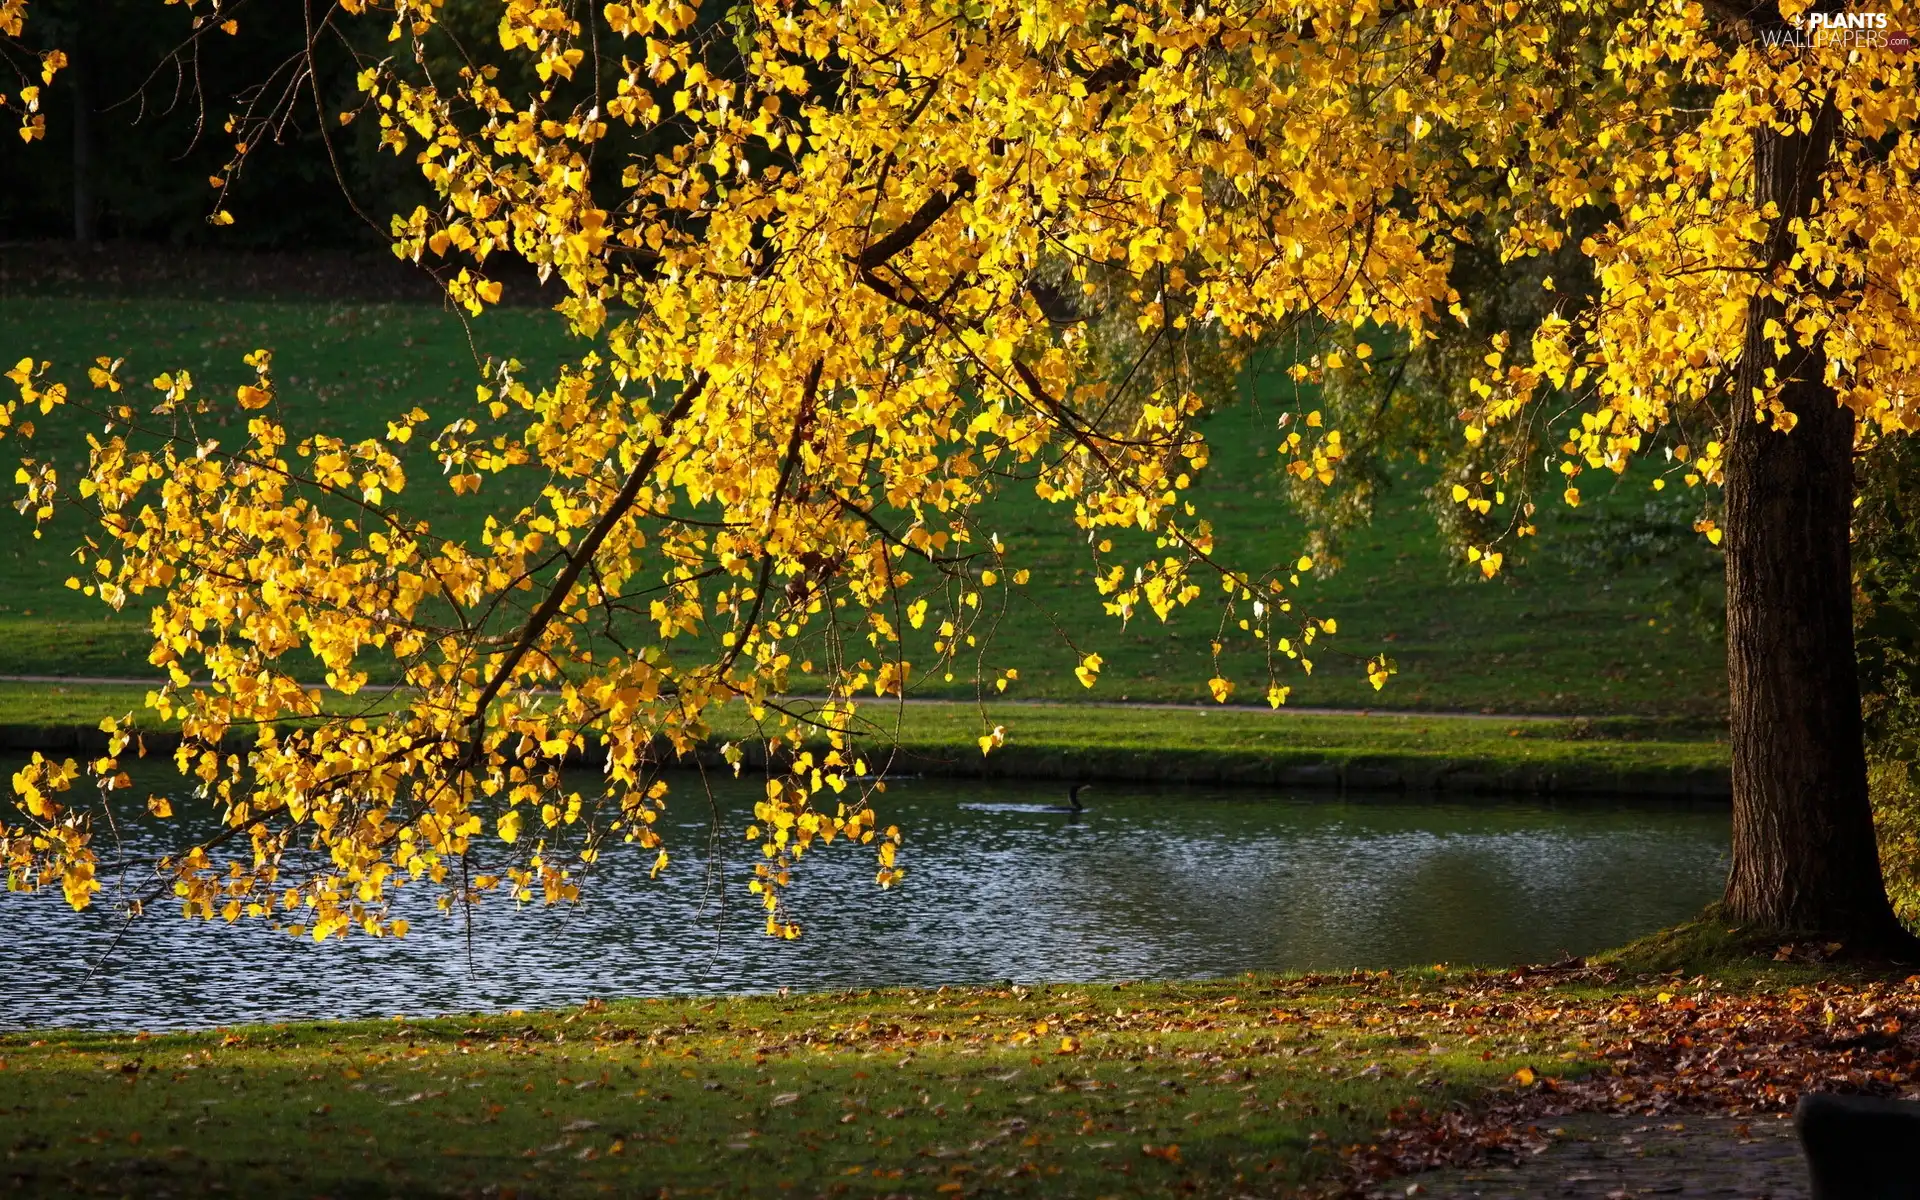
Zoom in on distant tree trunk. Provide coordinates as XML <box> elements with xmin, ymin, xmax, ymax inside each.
<box><xmin>69</xmin><ymin>31</ymin><xmax>94</xmax><ymax>246</ymax></box>
<box><xmin>1720</xmin><ymin>100</ymin><xmax>1913</xmax><ymax>947</ymax></box>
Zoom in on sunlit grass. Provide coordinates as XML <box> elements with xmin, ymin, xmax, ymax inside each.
<box><xmin>0</xmin><ymin>681</ymin><xmax>1727</xmax><ymax>790</ymax></box>
<box><xmin>0</xmin><ymin>296</ymin><xmax>1727</xmax><ymax>718</ymax></box>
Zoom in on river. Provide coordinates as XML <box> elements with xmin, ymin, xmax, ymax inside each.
<box><xmin>0</xmin><ymin>772</ymin><xmax>1729</xmax><ymax>1029</ymax></box>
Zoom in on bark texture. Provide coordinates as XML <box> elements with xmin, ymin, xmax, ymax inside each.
<box><xmin>1720</xmin><ymin>102</ymin><xmax>1909</xmax><ymax>943</ymax></box>
<box><xmin>68</xmin><ymin>23</ymin><xmax>93</xmax><ymax>246</ymax></box>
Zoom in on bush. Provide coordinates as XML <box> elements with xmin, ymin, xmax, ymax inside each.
<box><xmin>1872</xmin><ymin>762</ymin><xmax>1920</xmax><ymax>927</ymax></box>
<box><xmin>1857</xmin><ymin>437</ymin><xmax>1920</xmax><ymax>929</ymax></box>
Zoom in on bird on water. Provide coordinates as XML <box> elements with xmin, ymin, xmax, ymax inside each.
<box><xmin>1041</xmin><ymin>784</ymin><xmax>1090</xmax><ymax>814</ymax></box>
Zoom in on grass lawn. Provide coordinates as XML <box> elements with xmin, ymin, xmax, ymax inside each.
<box><xmin>731</xmin><ymin>700</ymin><xmax>1729</xmax><ymax>792</ymax></box>
<box><xmin>1</xmin><ymin>927</ymin><xmax>1908</xmax><ymax>1199</ymax></box>
<box><xmin>0</xmin><ymin>292</ymin><xmax>1728</xmax><ymax>720</ymax></box>
<box><xmin>0</xmin><ymin>977</ymin><xmax>1552</xmax><ymax>1198</ymax></box>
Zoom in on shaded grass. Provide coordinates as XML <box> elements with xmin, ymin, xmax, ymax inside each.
<box><xmin>0</xmin><ymin>974</ymin><xmax>1582</xmax><ymax>1199</ymax></box>
<box><xmin>1594</xmin><ymin>911</ymin><xmax>1816</xmax><ymax>985</ymax></box>
<box><xmin>0</xmin><ymin>681</ymin><xmax>1728</xmax><ymax>792</ymax></box>
<box><xmin>0</xmin><ymin>295</ymin><xmax>1729</xmax><ymax>718</ymax></box>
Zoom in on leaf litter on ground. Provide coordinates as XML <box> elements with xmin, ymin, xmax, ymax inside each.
<box><xmin>3</xmin><ymin>959</ymin><xmax>1916</xmax><ymax>1197</ymax></box>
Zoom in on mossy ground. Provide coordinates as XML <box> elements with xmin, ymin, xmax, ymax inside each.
<box><xmin>1593</xmin><ymin>905</ymin><xmax>1920</xmax><ymax>985</ymax></box>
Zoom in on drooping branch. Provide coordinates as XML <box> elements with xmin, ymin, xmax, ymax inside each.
<box><xmin>857</xmin><ymin>169</ymin><xmax>976</xmax><ymax>270</ymax></box>
<box><xmin>463</xmin><ymin>374</ymin><xmax>707</xmax><ymax>735</ymax></box>
<box><xmin>712</xmin><ymin>358</ymin><xmax>824</xmax><ymax>682</ymax></box>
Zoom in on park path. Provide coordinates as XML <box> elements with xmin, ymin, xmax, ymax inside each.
<box><xmin>1381</xmin><ymin>1112</ymin><xmax>1808</xmax><ymax>1199</ymax></box>
<box><xmin>0</xmin><ymin>674</ymin><xmax>1576</xmax><ymax>723</ymax></box>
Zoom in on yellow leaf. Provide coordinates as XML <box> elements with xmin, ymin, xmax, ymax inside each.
<box><xmin>1074</xmin><ymin>652</ymin><xmax>1103</xmax><ymax>688</ymax></box>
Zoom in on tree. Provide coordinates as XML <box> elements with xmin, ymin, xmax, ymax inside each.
<box><xmin>3</xmin><ymin>0</ymin><xmax>1917</xmax><ymax>947</ymax></box>
<box><xmin>1302</xmin><ymin>5</ymin><xmax>1917</xmax><ymax>945</ymax></box>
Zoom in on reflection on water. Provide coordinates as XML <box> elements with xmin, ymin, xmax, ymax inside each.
<box><xmin>0</xmin><ymin>770</ymin><xmax>1729</xmax><ymax>1030</ymax></box>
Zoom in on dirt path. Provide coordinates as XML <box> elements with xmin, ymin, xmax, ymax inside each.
<box><xmin>1382</xmin><ymin>1112</ymin><xmax>1808</xmax><ymax>1199</ymax></box>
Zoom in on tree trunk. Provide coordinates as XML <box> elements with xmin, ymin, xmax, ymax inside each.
<box><xmin>1720</xmin><ymin>101</ymin><xmax>1912</xmax><ymax>946</ymax></box>
<box><xmin>70</xmin><ymin>31</ymin><xmax>94</xmax><ymax>246</ymax></box>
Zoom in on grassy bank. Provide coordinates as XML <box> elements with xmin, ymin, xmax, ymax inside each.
<box><xmin>0</xmin><ymin>977</ymin><xmax>1535</xmax><ymax>1199</ymax></box>
<box><xmin>3</xmin><ymin>938</ymin><xmax>1911</xmax><ymax>1200</ymax></box>
<box><xmin>747</xmin><ymin>702</ymin><xmax>1729</xmax><ymax>795</ymax></box>
<box><xmin>0</xmin><ymin>293</ymin><xmax>1728</xmax><ymax>718</ymax></box>
<box><xmin>0</xmin><ymin>975</ymin><xmax>1635</xmax><ymax>1200</ymax></box>
<box><xmin>0</xmin><ymin>681</ymin><xmax>1729</xmax><ymax>795</ymax></box>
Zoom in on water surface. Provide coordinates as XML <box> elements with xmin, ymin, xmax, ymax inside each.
<box><xmin>0</xmin><ymin>773</ymin><xmax>1729</xmax><ymax>1029</ymax></box>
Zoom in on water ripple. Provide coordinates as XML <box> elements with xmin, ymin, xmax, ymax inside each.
<box><xmin>0</xmin><ymin>774</ymin><xmax>1729</xmax><ymax>1030</ymax></box>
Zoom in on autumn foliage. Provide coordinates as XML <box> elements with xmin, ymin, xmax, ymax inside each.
<box><xmin>3</xmin><ymin>0</ymin><xmax>1918</xmax><ymax>940</ymax></box>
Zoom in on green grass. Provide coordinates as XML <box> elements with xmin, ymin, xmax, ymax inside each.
<box><xmin>1591</xmin><ymin>906</ymin><xmax>1920</xmax><ymax>986</ymax></box>
<box><xmin>0</xmin><ymin>681</ymin><xmax>169</xmax><ymax>727</ymax></box>
<box><xmin>0</xmin><ymin>974</ymin><xmax>1586</xmax><ymax>1199</ymax></box>
<box><xmin>0</xmin><ymin>293</ymin><xmax>1728</xmax><ymax>718</ymax></box>
<box><xmin>0</xmin><ymin>680</ymin><xmax>1727</xmax><ymax>792</ymax></box>
<box><xmin>6</xmin><ymin>937</ymin><xmax>1902</xmax><ymax>1200</ymax></box>
<box><xmin>1594</xmin><ymin>912</ymin><xmax>1808</xmax><ymax>982</ymax></box>
<box><xmin>725</xmin><ymin>701</ymin><xmax>1728</xmax><ymax>791</ymax></box>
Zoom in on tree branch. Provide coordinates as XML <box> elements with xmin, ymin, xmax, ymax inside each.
<box><xmin>463</xmin><ymin>374</ymin><xmax>706</xmax><ymax>735</ymax></box>
<box><xmin>857</xmin><ymin>169</ymin><xmax>976</xmax><ymax>270</ymax></box>
<box><xmin>712</xmin><ymin>359</ymin><xmax>824</xmax><ymax>681</ymax></box>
